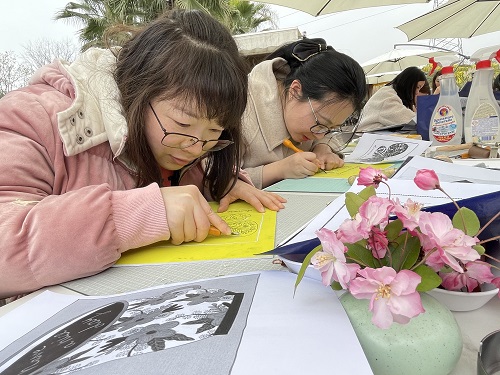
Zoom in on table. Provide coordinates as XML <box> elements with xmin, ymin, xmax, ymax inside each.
<box><xmin>1</xmin><ymin>191</ymin><xmax>498</xmax><ymax>375</ymax></box>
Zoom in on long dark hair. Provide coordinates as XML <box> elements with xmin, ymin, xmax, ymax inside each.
<box><xmin>113</xmin><ymin>10</ymin><xmax>248</xmax><ymax>199</ymax></box>
<box><xmin>266</xmin><ymin>38</ymin><xmax>367</xmax><ymax>112</ymax></box>
<box><xmin>432</xmin><ymin>70</ymin><xmax>442</xmax><ymax>93</ymax></box>
<box><xmin>390</xmin><ymin>66</ymin><xmax>427</xmax><ymax>109</ymax></box>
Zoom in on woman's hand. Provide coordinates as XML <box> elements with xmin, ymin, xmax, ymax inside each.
<box><xmin>160</xmin><ymin>185</ymin><xmax>230</xmax><ymax>245</ymax></box>
<box><xmin>313</xmin><ymin>144</ymin><xmax>344</xmax><ymax>170</ymax></box>
<box><xmin>281</xmin><ymin>152</ymin><xmax>322</xmax><ymax>179</ymax></box>
<box><xmin>218</xmin><ymin>179</ymin><xmax>286</xmax><ymax>213</ymax></box>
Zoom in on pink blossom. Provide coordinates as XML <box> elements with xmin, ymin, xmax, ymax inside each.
<box><xmin>337</xmin><ymin>213</ymin><xmax>369</xmax><ymax>243</ymax></box>
<box><xmin>359</xmin><ymin>196</ymin><xmax>395</xmax><ymax>227</ymax></box>
<box><xmin>349</xmin><ymin>267</ymin><xmax>425</xmax><ymax>329</ymax></box>
<box><xmin>312</xmin><ymin>228</ymin><xmax>360</xmax><ymax>288</ymax></box>
<box><xmin>393</xmin><ymin>198</ymin><xmax>423</xmax><ymax>231</ymax></box>
<box><xmin>414</xmin><ymin>169</ymin><xmax>440</xmax><ymax>190</ymax></box>
<box><xmin>440</xmin><ymin>261</ymin><xmax>495</xmax><ymax>292</ymax></box>
<box><xmin>367</xmin><ymin>227</ymin><xmax>389</xmax><ymax>258</ymax></box>
<box><xmin>417</xmin><ymin>212</ymin><xmax>480</xmax><ymax>272</ymax></box>
<box><xmin>358</xmin><ymin>167</ymin><xmax>388</xmax><ymax>188</ymax></box>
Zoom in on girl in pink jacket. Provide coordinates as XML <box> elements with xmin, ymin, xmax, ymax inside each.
<box><xmin>0</xmin><ymin>10</ymin><xmax>285</xmax><ymax>298</ymax></box>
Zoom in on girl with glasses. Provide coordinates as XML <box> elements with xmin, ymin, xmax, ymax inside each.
<box><xmin>239</xmin><ymin>38</ymin><xmax>367</xmax><ymax>189</ymax></box>
<box><xmin>0</xmin><ymin>10</ymin><xmax>285</xmax><ymax>299</ymax></box>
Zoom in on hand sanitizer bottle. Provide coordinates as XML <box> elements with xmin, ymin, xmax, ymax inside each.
<box><xmin>429</xmin><ymin>65</ymin><xmax>463</xmax><ymax>146</ymax></box>
<box><xmin>464</xmin><ymin>57</ymin><xmax>500</xmax><ymax>144</ymax></box>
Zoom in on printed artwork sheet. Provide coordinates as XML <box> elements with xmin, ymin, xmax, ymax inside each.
<box><xmin>0</xmin><ymin>272</ymin><xmax>373</xmax><ymax>375</ymax></box>
<box><xmin>344</xmin><ymin>133</ymin><xmax>431</xmax><ymax>164</ymax></box>
<box><xmin>117</xmin><ymin>202</ymin><xmax>276</xmax><ymax>265</ymax></box>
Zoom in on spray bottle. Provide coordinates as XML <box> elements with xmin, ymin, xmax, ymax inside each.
<box><xmin>463</xmin><ymin>49</ymin><xmax>500</xmax><ymax>144</ymax></box>
<box><xmin>428</xmin><ymin>57</ymin><xmax>463</xmax><ymax>146</ymax></box>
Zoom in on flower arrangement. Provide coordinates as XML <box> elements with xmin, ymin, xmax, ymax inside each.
<box><xmin>296</xmin><ymin>167</ymin><xmax>500</xmax><ymax>329</ymax></box>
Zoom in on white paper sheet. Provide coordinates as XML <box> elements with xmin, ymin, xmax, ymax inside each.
<box><xmin>344</xmin><ymin>134</ymin><xmax>431</xmax><ymax>164</ymax></box>
<box><xmin>279</xmin><ymin>179</ymin><xmax>500</xmax><ymax>247</ymax></box>
<box><xmin>393</xmin><ymin>155</ymin><xmax>500</xmax><ymax>184</ymax></box>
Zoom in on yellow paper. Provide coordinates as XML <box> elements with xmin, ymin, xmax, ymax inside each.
<box><xmin>116</xmin><ymin>201</ymin><xmax>276</xmax><ymax>265</ymax></box>
<box><xmin>311</xmin><ymin>162</ymin><xmax>396</xmax><ymax>179</ymax></box>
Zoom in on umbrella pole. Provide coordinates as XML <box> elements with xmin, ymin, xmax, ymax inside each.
<box><xmin>394</xmin><ymin>43</ymin><xmax>470</xmax><ymax>60</ymax></box>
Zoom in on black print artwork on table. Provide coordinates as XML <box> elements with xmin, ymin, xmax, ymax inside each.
<box><xmin>0</xmin><ymin>274</ymin><xmax>257</xmax><ymax>375</ymax></box>
<box><xmin>361</xmin><ymin>142</ymin><xmax>410</xmax><ymax>163</ymax></box>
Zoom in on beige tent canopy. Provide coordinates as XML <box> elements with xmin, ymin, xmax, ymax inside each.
<box><xmin>233</xmin><ymin>28</ymin><xmax>303</xmax><ymax>66</ymax></box>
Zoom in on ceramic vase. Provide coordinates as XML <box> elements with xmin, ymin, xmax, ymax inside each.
<box><xmin>339</xmin><ymin>292</ymin><xmax>462</xmax><ymax>375</ymax></box>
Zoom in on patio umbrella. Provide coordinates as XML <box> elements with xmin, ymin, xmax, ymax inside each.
<box><xmin>252</xmin><ymin>0</ymin><xmax>431</xmax><ymax>17</ymax></box>
<box><xmin>397</xmin><ymin>0</ymin><xmax>500</xmax><ymax>41</ymax></box>
<box><xmin>366</xmin><ymin>71</ymin><xmax>400</xmax><ymax>84</ymax></box>
<box><xmin>362</xmin><ymin>48</ymin><xmax>456</xmax><ymax>75</ymax></box>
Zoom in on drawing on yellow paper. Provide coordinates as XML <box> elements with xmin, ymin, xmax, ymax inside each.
<box><xmin>311</xmin><ymin>162</ymin><xmax>396</xmax><ymax>179</ymax></box>
<box><xmin>116</xmin><ymin>201</ymin><xmax>276</xmax><ymax>265</ymax></box>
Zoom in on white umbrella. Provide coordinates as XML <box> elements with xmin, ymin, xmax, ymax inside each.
<box><xmin>252</xmin><ymin>0</ymin><xmax>431</xmax><ymax>16</ymax></box>
<box><xmin>366</xmin><ymin>71</ymin><xmax>401</xmax><ymax>84</ymax></box>
<box><xmin>397</xmin><ymin>0</ymin><xmax>500</xmax><ymax>41</ymax></box>
<box><xmin>362</xmin><ymin>48</ymin><xmax>457</xmax><ymax>75</ymax></box>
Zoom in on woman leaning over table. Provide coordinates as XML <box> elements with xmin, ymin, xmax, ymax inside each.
<box><xmin>0</xmin><ymin>10</ymin><xmax>285</xmax><ymax>299</ymax></box>
<box><xmin>239</xmin><ymin>38</ymin><xmax>367</xmax><ymax>189</ymax></box>
<box><xmin>358</xmin><ymin>66</ymin><xmax>427</xmax><ymax>132</ymax></box>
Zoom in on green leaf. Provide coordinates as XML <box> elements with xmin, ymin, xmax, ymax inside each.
<box><xmin>473</xmin><ymin>244</ymin><xmax>485</xmax><ymax>255</ymax></box>
<box><xmin>358</xmin><ymin>186</ymin><xmax>376</xmax><ymax>200</ymax></box>
<box><xmin>391</xmin><ymin>234</ymin><xmax>421</xmax><ymax>270</ymax></box>
<box><xmin>344</xmin><ymin>187</ymin><xmax>376</xmax><ymax>217</ymax></box>
<box><xmin>346</xmin><ymin>242</ymin><xmax>378</xmax><ymax>268</ymax></box>
<box><xmin>330</xmin><ymin>281</ymin><xmax>342</xmax><ymax>290</ymax></box>
<box><xmin>345</xmin><ymin>192</ymin><xmax>365</xmax><ymax>218</ymax></box>
<box><xmin>385</xmin><ymin>219</ymin><xmax>403</xmax><ymax>241</ymax></box>
<box><xmin>294</xmin><ymin>245</ymin><xmax>322</xmax><ymax>295</ymax></box>
<box><xmin>452</xmin><ymin>207</ymin><xmax>480</xmax><ymax>236</ymax></box>
<box><xmin>413</xmin><ymin>265</ymin><xmax>442</xmax><ymax>292</ymax></box>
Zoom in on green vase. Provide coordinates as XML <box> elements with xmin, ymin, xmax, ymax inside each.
<box><xmin>339</xmin><ymin>292</ymin><xmax>462</xmax><ymax>375</ymax></box>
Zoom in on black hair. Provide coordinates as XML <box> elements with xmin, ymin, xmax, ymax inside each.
<box><xmin>113</xmin><ymin>10</ymin><xmax>248</xmax><ymax>199</ymax></box>
<box><xmin>266</xmin><ymin>38</ymin><xmax>367</xmax><ymax>112</ymax></box>
<box><xmin>389</xmin><ymin>66</ymin><xmax>427</xmax><ymax>109</ymax></box>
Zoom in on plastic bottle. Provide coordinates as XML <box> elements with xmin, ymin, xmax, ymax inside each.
<box><xmin>463</xmin><ymin>59</ymin><xmax>500</xmax><ymax>144</ymax></box>
<box><xmin>429</xmin><ymin>65</ymin><xmax>463</xmax><ymax>146</ymax></box>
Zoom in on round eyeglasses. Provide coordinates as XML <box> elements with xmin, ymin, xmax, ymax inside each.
<box><xmin>307</xmin><ymin>97</ymin><xmax>363</xmax><ymax>152</ymax></box>
<box><xmin>149</xmin><ymin>103</ymin><xmax>233</xmax><ymax>152</ymax></box>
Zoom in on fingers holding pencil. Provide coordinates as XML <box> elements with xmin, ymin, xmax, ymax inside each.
<box><xmin>282</xmin><ymin>139</ymin><xmax>326</xmax><ymax>173</ymax></box>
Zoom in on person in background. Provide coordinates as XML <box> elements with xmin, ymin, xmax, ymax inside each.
<box><xmin>432</xmin><ymin>70</ymin><xmax>443</xmax><ymax>95</ymax></box>
<box><xmin>420</xmin><ymin>80</ymin><xmax>431</xmax><ymax>96</ymax></box>
<box><xmin>0</xmin><ymin>10</ymin><xmax>286</xmax><ymax>299</ymax></box>
<box><xmin>357</xmin><ymin>66</ymin><xmax>427</xmax><ymax>132</ymax></box>
<box><xmin>494</xmin><ymin>74</ymin><xmax>500</xmax><ymax>92</ymax></box>
<box><xmin>239</xmin><ymin>38</ymin><xmax>367</xmax><ymax>189</ymax></box>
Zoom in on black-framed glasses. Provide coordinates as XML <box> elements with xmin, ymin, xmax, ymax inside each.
<box><xmin>308</xmin><ymin>97</ymin><xmax>359</xmax><ymax>137</ymax></box>
<box><xmin>307</xmin><ymin>97</ymin><xmax>364</xmax><ymax>152</ymax></box>
<box><xmin>149</xmin><ymin>103</ymin><xmax>233</xmax><ymax>152</ymax></box>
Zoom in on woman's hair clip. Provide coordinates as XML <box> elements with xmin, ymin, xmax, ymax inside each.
<box><xmin>291</xmin><ymin>38</ymin><xmax>331</xmax><ymax>62</ymax></box>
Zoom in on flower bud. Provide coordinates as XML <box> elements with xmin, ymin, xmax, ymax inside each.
<box><xmin>358</xmin><ymin>167</ymin><xmax>387</xmax><ymax>188</ymax></box>
<box><xmin>414</xmin><ymin>169</ymin><xmax>440</xmax><ymax>190</ymax></box>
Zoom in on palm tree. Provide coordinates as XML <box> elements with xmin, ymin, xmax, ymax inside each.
<box><xmin>55</xmin><ymin>0</ymin><xmax>277</xmax><ymax>51</ymax></box>
<box><xmin>228</xmin><ymin>0</ymin><xmax>276</xmax><ymax>35</ymax></box>
<box><xmin>54</xmin><ymin>0</ymin><xmax>143</xmax><ymax>50</ymax></box>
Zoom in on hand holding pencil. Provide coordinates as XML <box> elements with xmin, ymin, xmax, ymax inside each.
<box><xmin>282</xmin><ymin>139</ymin><xmax>327</xmax><ymax>174</ymax></box>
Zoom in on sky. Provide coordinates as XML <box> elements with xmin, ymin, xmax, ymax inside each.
<box><xmin>1</xmin><ymin>1</ymin><xmax>500</xmax><ymax>66</ymax></box>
